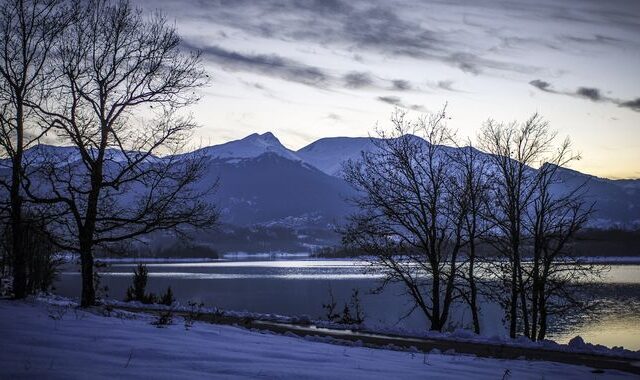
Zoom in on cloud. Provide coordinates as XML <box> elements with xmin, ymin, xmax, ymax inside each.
<box><xmin>561</xmin><ymin>34</ymin><xmax>625</xmax><ymax>46</ymax></box>
<box><xmin>377</xmin><ymin>96</ymin><xmax>402</xmax><ymax>106</ymax></box>
<box><xmin>529</xmin><ymin>79</ymin><xmax>640</xmax><ymax>112</ymax></box>
<box><xmin>343</xmin><ymin>72</ymin><xmax>374</xmax><ymax>88</ymax></box>
<box><xmin>391</xmin><ymin>79</ymin><xmax>411</xmax><ymax>91</ymax></box>
<box><xmin>186</xmin><ymin>41</ymin><xmax>422</xmax><ymax>92</ymax></box>
<box><xmin>576</xmin><ymin>87</ymin><xmax>602</xmax><ymax>101</ymax></box>
<box><xmin>529</xmin><ymin>79</ymin><xmax>552</xmax><ymax>92</ymax></box>
<box><xmin>144</xmin><ymin>0</ymin><xmax>640</xmax><ymax>111</ymax></box>
<box><xmin>376</xmin><ymin>96</ymin><xmax>424</xmax><ymax>111</ymax></box>
<box><xmin>185</xmin><ymin>43</ymin><xmax>329</xmax><ymax>87</ymax></box>
<box><xmin>436</xmin><ymin>80</ymin><xmax>457</xmax><ymax>92</ymax></box>
<box><xmin>619</xmin><ymin>98</ymin><xmax>640</xmax><ymax>112</ymax></box>
<box><xmin>156</xmin><ymin>0</ymin><xmax>557</xmax><ymax>77</ymax></box>
<box><xmin>448</xmin><ymin>52</ymin><xmax>539</xmax><ymax>76</ymax></box>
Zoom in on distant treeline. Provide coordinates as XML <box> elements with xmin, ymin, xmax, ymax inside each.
<box><xmin>312</xmin><ymin>228</ymin><xmax>640</xmax><ymax>259</ymax></box>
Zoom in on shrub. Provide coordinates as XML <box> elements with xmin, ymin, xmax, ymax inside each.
<box><xmin>1</xmin><ymin>215</ymin><xmax>63</xmax><ymax>295</ymax></box>
<box><xmin>160</xmin><ymin>286</ymin><xmax>175</xmax><ymax>306</ymax></box>
<box><xmin>322</xmin><ymin>288</ymin><xmax>365</xmax><ymax>325</ymax></box>
<box><xmin>322</xmin><ymin>288</ymin><xmax>340</xmax><ymax>321</ymax></box>
<box><xmin>124</xmin><ymin>263</ymin><xmax>156</xmax><ymax>304</ymax></box>
<box><xmin>151</xmin><ymin>309</ymin><xmax>174</xmax><ymax>328</ymax></box>
<box><xmin>184</xmin><ymin>301</ymin><xmax>204</xmax><ymax>330</ymax></box>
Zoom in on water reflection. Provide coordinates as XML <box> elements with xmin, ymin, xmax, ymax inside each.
<box><xmin>54</xmin><ymin>261</ymin><xmax>640</xmax><ymax>350</ymax></box>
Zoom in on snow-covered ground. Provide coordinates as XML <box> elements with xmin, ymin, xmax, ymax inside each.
<box><xmin>0</xmin><ymin>299</ymin><xmax>633</xmax><ymax>379</ymax></box>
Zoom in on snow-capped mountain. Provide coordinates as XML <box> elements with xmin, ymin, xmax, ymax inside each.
<box><xmin>5</xmin><ymin>132</ymin><xmax>640</xmax><ymax>231</ymax></box>
<box><xmin>194</xmin><ymin>132</ymin><xmax>301</xmax><ymax>161</ymax></box>
<box><xmin>551</xmin><ymin>166</ymin><xmax>640</xmax><ymax>228</ymax></box>
<box><xmin>296</xmin><ymin>137</ymin><xmax>377</xmax><ymax>176</ymax></box>
<box><xmin>297</xmin><ymin>135</ymin><xmax>640</xmax><ymax>228</ymax></box>
<box><xmin>198</xmin><ymin>152</ymin><xmax>355</xmax><ymax>226</ymax></box>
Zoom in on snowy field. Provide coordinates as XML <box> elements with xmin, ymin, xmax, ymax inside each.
<box><xmin>0</xmin><ymin>300</ymin><xmax>634</xmax><ymax>379</ymax></box>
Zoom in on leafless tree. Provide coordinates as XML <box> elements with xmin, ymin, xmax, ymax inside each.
<box><xmin>342</xmin><ymin>108</ymin><xmax>466</xmax><ymax>331</ymax></box>
<box><xmin>0</xmin><ymin>0</ymin><xmax>67</xmax><ymax>298</ymax></box>
<box><xmin>477</xmin><ymin>114</ymin><xmax>550</xmax><ymax>338</ymax></box>
<box><xmin>26</xmin><ymin>0</ymin><xmax>217</xmax><ymax>307</ymax></box>
<box><xmin>449</xmin><ymin>141</ymin><xmax>492</xmax><ymax>334</ymax></box>
<box><xmin>478</xmin><ymin>114</ymin><xmax>596</xmax><ymax>340</ymax></box>
<box><xmin>524</xmin><ymin>155</ymin><xmax>597</xmax><ymax>340</ymax></box>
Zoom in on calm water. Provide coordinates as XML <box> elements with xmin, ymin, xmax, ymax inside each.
<box><xmin>54</xmin><ymin>260</ymin><xmax>640</xmax><ymax>350</ymax></box>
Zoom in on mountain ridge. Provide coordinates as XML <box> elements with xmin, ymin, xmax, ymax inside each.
<box><xmin>6</xmin><ymin>132</ymin><xmax>640</xmax><ymax>230</ymax></box>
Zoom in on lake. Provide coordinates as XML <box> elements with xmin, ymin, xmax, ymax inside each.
<box><xmin>54</xmin><ymin>259</ymin><xmax>640</xmax><ymax>350</ymax></box>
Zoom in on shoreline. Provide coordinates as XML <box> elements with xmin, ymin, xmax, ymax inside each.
<box><xmin>88</xmin><ymin>255</ymin><xmax>640</xmax><ymax>265</ymax></box>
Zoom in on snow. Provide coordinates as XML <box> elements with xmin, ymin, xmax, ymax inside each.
<box><xmin>297</xmin><ymin>136</ymin><xmax>376</xmax><ymax>176</ymax></box>
<box><xmin>17</xmin><ymin>132</ymin><xmax>640</xmax><ymax>228</ymax></box>
<box><xmin>0</xmin><ymin>298</ymin><xmax>634</xmax><ymax>379</ymax></box>
<box><xmin>195</xmin><ymin>132</ymin><xmax>302</xmax><ymax>161</ymax></box>
<box><xmin>99</xmin><ymin>294</ymin><xmax>640</xmax><ymax>360</ymax></box>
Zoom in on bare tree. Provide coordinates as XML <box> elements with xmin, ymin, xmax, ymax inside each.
<box><xmin>478</xmin><ymin>114</ymin><xmax>596</xmax><ymax>340</ymax></box>
<box><xmin>449</xmin><ymin>141</ymin><xmax>491</xmax><ymax>334</ymax></box>
<box><xmin>27</xmin><ymin>0</ymin><xmax>217</xmax><ymax>307</ymax></box>
<box><xmin>0</xmin><ymin>0</ymin><xmax>67</xmax><ymax>298</ymax></box>
<box><xmin>342</xmin><ymin>108</ymin><xmax>466</xmax><ymax>331</ymax></box>
<box><xmin>477</xmin><ymin>114</ymin><xmax>549</xmax><ymax>338</ymax></box>
<box><xmin>525</xmin><ymin>156</ymin><xmax>596</xmax><ymax>340</ymax></box>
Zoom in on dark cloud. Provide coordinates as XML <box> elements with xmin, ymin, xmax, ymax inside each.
<box><xmin>343</xmin><ymin>72</ymin><xmax>374</xmax><ymax>89</ymax></box>
<box><xmin>391</xmin><ymin>79</ymin><xmax>411</xmax><ymax>91</ymax></box>
<box><xmin>185</xmin><ymin>43</ymin><xmax>329</xmax><ymax>87</ymax></box>
<box><xmin>529</xmin><ymin>79</ymin><xmax>640</xmax><ymax>112</ymax></box>
<box><xmin>619</xmin><ymin>98</ymin><xmax>640</xmax><ymax>111</ymax></box>
<box><xmin>561</xmin><ymin>34</ymin><xmax>625</xmax><ymax>46</ymax></box>
<box><xmin>376</xmin><ymin>96</ymin><xmax>424</xmax><ymax>111</ymax></box>
<box><xmin>448</xmin><ymin>52</ymin><xmax>538</xmax><ymax>76</ymax></box>
<box><xmin>377</xmin><ymin>96</ymin><xmax>401</xmax><ymax>106</ymax></box>
<box><xmin>576</xmin><ymin>87</ymin><xmax>602</xmax><ymax>101</ymax></box>
<box><xmin>156</xmin><ymin>0</ymin><xmax>553</xmax><ymax>77</ymax></box>
<box><xmin>529</xmin><ymin>79</ymin><xmax>552</xmax><ymax>92</ymax></box>
<box><xmin>436</xmin><ymin>80</ymin><xmax>457</xmax><ymax>92</ymax></box>
<box><xmin>145</xmin><ymin>0</ymin><xmax>640</xmax><ymax>105</ymax></box>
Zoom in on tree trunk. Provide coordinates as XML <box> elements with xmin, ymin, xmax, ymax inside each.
<box><xmin>79</xmin><ymin>237</ymin><xmax>95</xmax><ymax>307</ymax></box>
<box><xmin>430</xmin><ymin>271</ymin><xmax>441</xmax><ymax>331</ymax></box>
<box><xmin>509</xmin><ymin>256</ymin><xmax>518</xmax><ymax>338</ymax></box>
<box><xmin>78</xmin><ymin>166</ymin><xmax>102</xmax><ymax>307</ymax></box>
<box><xmin>537</xmin><ymin>291</ymin><xmax>548</xmax><ymax>341</ymax></box>
<box><xmin>517</xmin><ymin>263</ymin><xmax>530</xmax><ymax>338</ymax></box>
<box><xmin>10</xmin><ymin>101</ymin><xmax>25</xmax><ymax>299</ymax></box>
<box><xmin>468</xmin><ymin>243</ymin><xmax>481</xmax><ymax>334</ymax></box>
<box><xmin>531</xmin><ymin>250</ymin><xmax>541</xmax><ymax>341</ymax></box>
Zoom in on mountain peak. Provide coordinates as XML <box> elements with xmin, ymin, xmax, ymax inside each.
<box><xmin>243</xmin><ymin>131</ymin><xmax>281</xmax><ymax>145</ymax></box>
<box><xmin>197</xmin><ymin>132</ymin><xmax>300</xmax><ymax>161</ymax></box>
<box><xmin>260</xmin><ymin>131</ymin><xmax>277</xmax><ymax>140</ymax></box>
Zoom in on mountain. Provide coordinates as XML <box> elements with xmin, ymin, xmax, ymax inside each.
<box><xmin>551</xmin><ymin>166</ymin><xmax>640</xmax><ymax>228</ymax></box>
<box><xmin>298</xmin><ymin>136</ymin><xmax>640</xmax><ymax>228</ymax></box>
<box><xmin>197</xmin><ymin>152</ymin><xmax>355</xmax><ymax>226</ymax></box>
<box><xmin>296</xmin><ymin>137</ymin><xmax>377</xmax><ymax>176</ymax></box>
<box><xmin>193</xmin><ymin>132</ymin><xmax>301</xmax><ymax>161</ymax></box>
<box><xmin>6</xmin><ymin>132</ymin><xmax>640</xmax><ymax>236</ymax></box>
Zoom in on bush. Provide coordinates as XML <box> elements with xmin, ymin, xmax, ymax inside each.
<box><xmin>151</xmin><ymin>309</ymin><xmax>174</xmax><ymax>328</ymax></box>
<box><xmin>124</xmin><ymin>263</ymin><xmax>156</xmax><ymax>304</ymax></box>
<box><xmin>1</xmin><ymin>215</ymin><xmax>62</xmax><ymax>295</ymax></box>
<box><xmin>184</xmin><ymin>301</ymin><xmax>204</xmax><ymax>330</ymax></box>
<box><xmin>160</xmin><ymin>286</ymin><xmax>175</xmax><ymax>306</ymax></box>
<box><xmin>322</xmin><ymin>288</ymin><xmax>365</xmax><ymax>325</ymax></box>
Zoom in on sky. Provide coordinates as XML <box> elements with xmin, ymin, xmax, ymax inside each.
<box><xmin>135</xmin><ymin>0</ymin><xmax>640</xmax><ymax>179</ymax></box>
